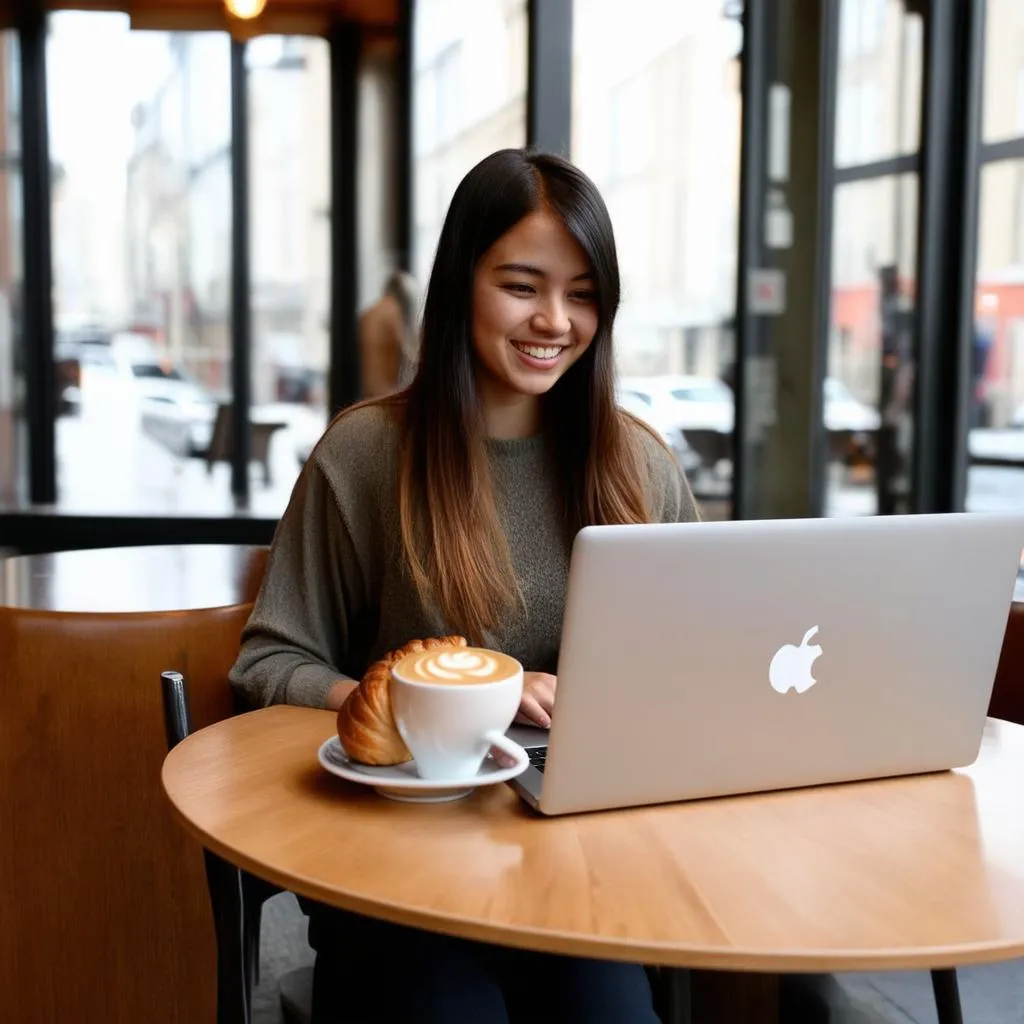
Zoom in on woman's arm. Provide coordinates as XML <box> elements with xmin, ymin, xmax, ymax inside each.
<box><xmin>230</xmin><ymin>459</ymin><xmax>368</xmax><ymax>709</ymax></box>
<box><xmin>666</xmin><ymin>459</ymin><xmax>701</xmax><ymax>523</ymax></box>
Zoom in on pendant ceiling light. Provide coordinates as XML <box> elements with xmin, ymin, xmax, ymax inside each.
<box><xmin>224</xmin><ymin>0</ymin><xmax>267</xmax><ymax>19</ymax></box>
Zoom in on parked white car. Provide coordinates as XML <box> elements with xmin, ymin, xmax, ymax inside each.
<box><xmin>619</xmin><ymin>373</ymin><xmax>880</xmax><ymax>436</ymax></box>
<box><xmin>79</xmin><ymin>333</ymin><xmax>218</xmax><ymax>456</ymax></box>
<box><xmin>822</xmin><ymin>376</ymin><xmax>881</xmax><ymax>434</ymax></box>
<box><xmin>139</xmin><ymin>380</ymin><xmax>219</xmax><ymax>457</ymax></box>
<box><xmin>619</xmin><ymin>375</ymin><xmax>735</xmax><ymax>434</ymax></box>
<box><xmin>617</xmin><ymin>389</ymin><xmax>701</xmax><ymax>476</ymax></box>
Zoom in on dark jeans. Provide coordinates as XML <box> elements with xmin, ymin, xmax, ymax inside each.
<box><xmin>304</xmin><ymin>901</ymin><xmax>661</xmax><ymax>1024</ymax></box>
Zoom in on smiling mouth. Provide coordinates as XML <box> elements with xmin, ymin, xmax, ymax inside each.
<box><xmin>511</xmin><ymin>340</ymin><xmax>566</xmax><ymax>361</ymax></box>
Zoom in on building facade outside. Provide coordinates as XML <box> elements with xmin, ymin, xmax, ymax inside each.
<box><xmin>412</xmin><ymin>0</ymin><xmax>528</xmax><ymax>287</ymax></box>
<box><xmin>126</xmin><ymin>33</ymin><xmax>331</xmax><ymax>405</ymax></box>
<box><xmin>572</xmin><ymin>0</ymin><xmax>743</xmax><ymax>380</ymax></box>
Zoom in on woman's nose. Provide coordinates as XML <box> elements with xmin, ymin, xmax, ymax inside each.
<box><xmin>531</xmin><ymin>299</ymin><xmax>571</xmax><ymax>336</ymax></box>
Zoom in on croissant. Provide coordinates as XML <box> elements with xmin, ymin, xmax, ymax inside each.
<box><xmin>336</xmin><ymin>635</ymin><xmax>468</xmax><ymax>765</ymax></box>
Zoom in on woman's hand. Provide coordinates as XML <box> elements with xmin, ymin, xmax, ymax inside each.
<box><xmin>515</xmin><ymin>671</ymin><xmax>557</xmax><ymax>729</ymax></box>
<box><xmin>325</xmin><ymin>678</ymin><xmax>357</xmax><ymax>711</ymax></box>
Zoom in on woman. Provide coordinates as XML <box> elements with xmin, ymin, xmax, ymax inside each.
<box><xmin>358</xmin><ymin>268</ymin><xmax>420</xmax><ymax>397</ymax></box>
<box><xmin>231</xmin><ymin>147</ymin><xmax>699</xmax><ymax>1023</ymax></box>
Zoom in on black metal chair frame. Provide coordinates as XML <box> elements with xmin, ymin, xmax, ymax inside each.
<box><xmin>161</xmin><ymin>670</ymin><xmax>282</xmax><ymax>1024</ymax></box>
<box><xmin>931</xmin><ymin>968</ymin><xmax>963</xmax><ymax>1024</ymax></box>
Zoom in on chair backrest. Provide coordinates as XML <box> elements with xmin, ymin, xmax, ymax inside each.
<box><xmin>990</xmin><ymin>602</ymin><xmax>1024</xmax><ymax>726</ymax></box>
<box><xmin>205</xmin><ymin>403</ymin><xmax>233</xmax><ymax>465</ymax></box>
<box><xmin>0</xmin><ymin>601</ymin><xmax>253</xmax><ymax>1024</ymax></box>
<box><xmin>683</xmin><ymin>427</ymin><xmax>731</xmax><ymax>466</ymax></box>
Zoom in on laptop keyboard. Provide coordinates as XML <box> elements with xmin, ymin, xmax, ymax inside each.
<box><xmin>527</xmin><ymin>747</ymin><xmax>548</xmax><ymax>773</ymax></box>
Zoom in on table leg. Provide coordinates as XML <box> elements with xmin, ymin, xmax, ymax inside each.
<box><xmin>931</xmin><ymin>970</ymin><xmax>964</xmax><ymax>1024</ymax></box>
<box><xmin>650</xmin><ymin>967</ymin><xmax>690</xmax><ymax>1024</ymax></box>
<box><xmin>690</xmin><ymin>969</ymin><xmax>779</xmax><ymax>1024</ymax></box>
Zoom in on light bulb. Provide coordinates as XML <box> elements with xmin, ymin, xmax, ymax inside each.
<box><xmin>224</xmin><ymin>0</ymin><xmax>267</xmax><ymax>19</ymax></box>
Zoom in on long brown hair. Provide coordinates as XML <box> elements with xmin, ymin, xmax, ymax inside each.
<box><xmin>395</xmin><ymin>149</ymin><xmax>654</xmax><ymax>642</ymax></box>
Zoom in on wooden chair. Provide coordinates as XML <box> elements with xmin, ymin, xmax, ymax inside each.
<box><xmin>202</xmin><ymin>403</ymin><xmax>288</xmax><ymax>486</ymax></box>
<box><xmin>0</xmin><ymin>599</ymin><xmax>252</xmax><ymax>1022</ymax></box>
<box><xmin>681</xmin><ymin>428</ymin><xmax>731</xmax><ymax>474</ymax></box>
<box><xmin>989</xmin><ymin>601</ymin><xmax>1024</xmax><ymax>727</ymax></box>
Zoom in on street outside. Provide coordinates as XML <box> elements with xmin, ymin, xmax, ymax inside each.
<box><xmin>55</xmin><ymin>380</ymin><xmax>324</xmax><ymax>517</ymax></box>
<box><xmin>54</xmin><ymin>383</ymin><xmax>1024</xmax><ymax>520</ymax></box>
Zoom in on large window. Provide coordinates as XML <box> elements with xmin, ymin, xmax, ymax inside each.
<box><xmin>572</xmin><ymin>0</ymin><xmax>742</xmax><ymax>520</ymax></box>
<box><xmin>982</xmin><ymin>0</ymin><xmax>1024</xmax><ymax>145</ymax></box>
<box><xmin>49</xmin><ymin>14</ymin><xmax>234</xmax><ymax>512</ymax></box>
<box><xmin>835</xmin><ymin>0</ymin><xmax>922</xmax><ymax>167</ymax></box>
<box><xmin>826</xmin><ymin>174</ymin><xmax>918</xmax><ymax>516</ymax></box>
<box><xmin>246</xmin><ymin>35</ymin><xmax>331</xmax><ymax>500</ymax></box>
<box><xmin>0</xmin><ymin>30</ymin><xmax>22</xmax><ymax>509</ymax></box>
<box><xmin>46</xmin><ymin>15</ymin><xmax>329</xmax><ymax>515</ymax></box>
<box><xmin>965</xmin><ymin>1</ymin><xmax>1024</xmax><ymax>512</ymax></box>
<box><xmin>412</xmin><ymin>0</ymin><xmax>528</xmax><ymax>286</ymax></box>
<box><xmin>824</xmin><ymin>0</ymin><xmax>923</xmax><ymax>517</ymax></box>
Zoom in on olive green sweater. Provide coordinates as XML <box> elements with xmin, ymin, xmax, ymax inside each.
<box><xmin>229</xmin><ymin>404</ymin><xmax>700</xmax><ymax>709</ymax></box>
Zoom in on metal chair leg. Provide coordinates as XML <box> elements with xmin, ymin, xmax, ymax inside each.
<box><xmin>658</xmin><ymin>967</ymin><xmax>691</xmax><ymax>1024</ymax></box>
<box><xmin>161</xmin><ymin>671</ymin><xmax>281</xmax><ymax>1021</ymax></box>
<box><xmin>245</xmin><ymin>904</ymin><xmax>261</xmax><ymax>988</ymax></box>
<box><xmin>204</xmin><ymin>850</ymin><xmax>252</xmax><ymax>1024</ymax></box>
<box><xmin>241</xmin><ymin>871</ymin><xmax>282</xmax><ymax>988</ymax></box>
<box><xmin>931</xmin><ymin>969</ymin><xmax>964</xmax><ymax>1024</ymax></box>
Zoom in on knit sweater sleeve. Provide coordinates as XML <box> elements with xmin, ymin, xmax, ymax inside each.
<box><xmin>229</xmin><ymin>453</ymin><xmax>371</xmax><ymax>709</ymax></box>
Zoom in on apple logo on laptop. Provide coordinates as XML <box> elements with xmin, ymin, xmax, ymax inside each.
<box><xmin>769</xmin><ymin>626</ymin><xmax>822</xmax><ymax>694</ymax></box>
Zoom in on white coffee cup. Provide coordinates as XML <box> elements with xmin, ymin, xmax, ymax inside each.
<box><xmin>390</xmin><ymin>647</ymin><xmax>528</xmax><ymax>780</ymax></box>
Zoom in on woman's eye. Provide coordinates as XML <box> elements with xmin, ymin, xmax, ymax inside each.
<box><xmin>570</xmin><ymin>290</ymin><xmax>597</xmax><ymax>303</ymax></box>
<box><xmin>502</xmin><ymin>283</ymin><xmax>535</xmax><ymax>295</ymax></box>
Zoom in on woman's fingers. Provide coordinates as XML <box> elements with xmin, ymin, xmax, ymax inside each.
<box><xmin>516</xmin><ymin>692</ymin><xmax>551</xmax><ymax>729</ymax></box>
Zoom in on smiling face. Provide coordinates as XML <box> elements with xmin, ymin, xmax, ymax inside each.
<box><xmin>471</xmin><ymin>208</ymin><xmax>599</xmax><ymax>437</ymax></box>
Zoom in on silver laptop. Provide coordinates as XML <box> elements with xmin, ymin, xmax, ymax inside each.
<box><xmin>508</xmin><ymin>512</ymin><xmax>1024</xmax><ymax>816</ymax></box>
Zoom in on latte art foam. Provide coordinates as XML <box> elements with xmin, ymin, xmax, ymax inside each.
<box><xmin>393</xmin><ymin>646</ymin><xmax>521</xmax><ymax>686</ymax></box>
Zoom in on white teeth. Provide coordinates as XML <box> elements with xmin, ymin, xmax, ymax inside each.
<box><xmin>514</xmin><ymin>342</ymin><xmax>562</xmax><ymax>360</ymax></box>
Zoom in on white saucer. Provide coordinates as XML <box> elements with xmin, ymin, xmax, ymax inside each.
<box><xmin>317</xmin><ymin>736</ymin><xmax>529</xmax><ymax>803</ymax></box>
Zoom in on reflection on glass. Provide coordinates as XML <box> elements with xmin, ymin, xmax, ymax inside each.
<box><xmin>47</xmin><ymin>14</ymin><xmax>245</xmax><ymax>512</ymax></box>
<box><xmin>247</xmin><ymin>35</ymin><xmax>330</xmax><ymax>497</ymax></box>
<box><xmin>966</xmin><ymin>160</ymin><xmax>1024</xmax><ymax>511</ymax></box>
<box><xmin>826</xmin><ymin>175</ymin><xmax>918</xmax><ymax>517</ymax></box>
<box><xmin>0</xmin><ymin>30</ymin><xmax>23</xmax><ymax>509</ymax></box>
<box><xmin>357</xmin><ymin>37</ymin><xmax>418</xmax><ymax>401</ymax></box>
<box><xmin>412</xmin><ymin>0</ymin><xmax>527</xmax><ymax>285</ymax></box>
<box><xmin>835</xmin><ymin>0</ymin><xmax>922</xmax><ymax>168</ymax></box>
<box><xmin>982</xmin><ymin>0</ymin><xmax>1024</xmax><ymax>144</ymax></box>
<box><xmin>572</xmin><ymin>0</ymin><xmax>742</xmax><ymax>519</ymax></box>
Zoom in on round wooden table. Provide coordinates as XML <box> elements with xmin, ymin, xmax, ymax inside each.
<box><xmin>163</xmin><ymin>705</ymin><xmax>1024</xmax><ymax>1020</ymax></box>
<box><xmin>0</xmin><ymin>542</ymin><xmax>266</xmax><ymax>612</ymax></box>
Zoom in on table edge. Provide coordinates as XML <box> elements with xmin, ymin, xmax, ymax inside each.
<box><xmin>161</xmin><ymin>772</ymin><xmax>1024</xmax><ymax>973</ymax></box>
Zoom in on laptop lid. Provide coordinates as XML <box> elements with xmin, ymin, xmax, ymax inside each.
<box><xmin>532</xmin><ymin>512</ymin><xmax>1024</xmax><ymax>816</ymax></box>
